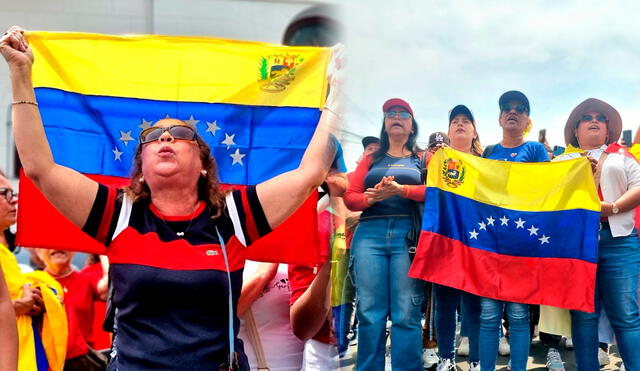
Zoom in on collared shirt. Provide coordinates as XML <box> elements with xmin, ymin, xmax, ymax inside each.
<box><xmin>556</xmin><ymin>144</ymin><xmax>640</xmax><ymax>237</ymax></box>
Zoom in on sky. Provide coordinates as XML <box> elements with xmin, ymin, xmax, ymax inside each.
<box><xmin>339</xmin><ymin>0</ymin><xmax>640</xmax><ymax>168</ymax></box>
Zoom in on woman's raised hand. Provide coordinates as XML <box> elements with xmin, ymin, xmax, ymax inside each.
<box><xmin>326</xmin><ymin>43</ymin><xmax>345</xmax><ymax>90</ymax></box>
<box><xmin>0</xmin><ymin>26</ymin><xmax>33</xmax><ymax>69</ymax></box>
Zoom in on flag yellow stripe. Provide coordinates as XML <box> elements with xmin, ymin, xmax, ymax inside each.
<box><xmin>428</xmin><ymin>147</ymin><xmax>600</xmax><ymax>212</ymax></box>
<box><xmin>26</xmin><ymin>31</ymin><xmax>330</xmax><ymax>108</ymax></box>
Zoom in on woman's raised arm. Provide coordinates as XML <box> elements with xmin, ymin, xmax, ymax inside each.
<box><xmin>1</xmin><ymin>27</ymin><xmax>98</xmax><ymax>228</ymax></box>
<box><xmin>256</xmin><ymin>45</ymin><xmax>345</xmax><ymax>229</ymax></box>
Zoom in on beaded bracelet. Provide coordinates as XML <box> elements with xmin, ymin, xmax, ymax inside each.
<box><xmin>12</xmin><ymin>100</ymin><xmax>38</xmax><ymax>106</ymax></box>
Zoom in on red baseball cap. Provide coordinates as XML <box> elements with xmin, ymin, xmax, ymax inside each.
<box><xmin>382</xmin><ymin>98</ymin><xmax>414</xmax><ymax>116</ymax></box>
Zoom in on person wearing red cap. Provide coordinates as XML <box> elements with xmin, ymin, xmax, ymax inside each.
<box><xmin>344</xmin><ymin>98</ymin><xmax>426</xmax><ymax>371</ymax></box>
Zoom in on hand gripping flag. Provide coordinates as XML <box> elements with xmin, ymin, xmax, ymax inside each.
<box><xmin>408</xmin><ymin>147</ymin><xmax>600</xmax><ymax>312</ymax></box>
<box><xmin>17</xmin><ymin>31</ymin><xmax>331</xmax><ymax>265</ymax></box>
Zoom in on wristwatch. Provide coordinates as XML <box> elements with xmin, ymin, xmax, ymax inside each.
<box><xmin>611</xmin><ymin>201</ymin><xmax>619</xmax><ymax>214</ymax></box>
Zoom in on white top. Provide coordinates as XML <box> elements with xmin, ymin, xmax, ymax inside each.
<box><xmin>238</xmin><ymin>261</ymin><xmax>304</xmax><ymax>371</ymax></box>
<box><xmin>556</xmin><ymin>145</ymin><xmax>640</xmax><ymax>237</ymax></box>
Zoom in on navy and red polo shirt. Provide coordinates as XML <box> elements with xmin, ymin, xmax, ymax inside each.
<box><xmin>82</xmin><ymin>184</ymin><xmax>270</xmax><ymax>370</ymax></box>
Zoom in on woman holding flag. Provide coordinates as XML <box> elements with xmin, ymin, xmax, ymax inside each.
<box><xmin>558</xmin><ymin>98</ymin><xmax>640</xmax><ymax>371</ymax></box>
<box><xmin>431</xmin><ymin>104</ymin><xmax>482</xmax><ymax>371</ymax></box>
<box><xmin>0</xmin><ymin>26</ymin><xmax>344</xmax><ymax>371</ymax></box>
<box><xmin>479</xmin><ymin>91</ymin><xmax>549</xmax><ymax>371</ymax></box>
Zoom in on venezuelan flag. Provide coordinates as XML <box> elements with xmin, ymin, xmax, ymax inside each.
<box><xmin>17</xmin><ymin>31</ymin><xmax>330</xmax><ymax>264</ymax></box>
<box><xmin>408</xmin><ymin>147</ymin><xmax>600</xmax><ymax>312</ymax></box>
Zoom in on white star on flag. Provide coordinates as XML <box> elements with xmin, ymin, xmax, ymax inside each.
<box><xmin>478</xmin><ymin>221</ymin><xmax>487</xmax><ymax>230</ymax></box>
<box><xmin>500</xmin><ymin>216</ymin><xmax>509</xmax><ymax>226</ymax></box>
<box><xmin>515</xmin><ymin>218</ymin><xmax>526</xmax><ymax>229</ymax></box>
<box><xmin>221</xmin><ymin>133</ymin><xmax>236</xmax><ymax>149</ymax></box>
<box><xmin>528</xmin><ymin>225</ymin><xmax>539</xmax><ymax>236</ymax></box>
<box><xmin>205</xmin><ymin>120</ymin><xmax>221</xmax><ymax>136</ymax></box>
<box><xmin>230</xmin><ymin>148</ymin><xmax>246</xmax><ymax>165</ymax></box>
<box><xmin>119</xmin><ymin>130</ymin><xmax>134</xmax><ymax>146</ymax></box>
<box><xmin>184</xmin><ymin>114</ymin><xmax>199</xmax><ymax>126</ymax></box>
<box><xmin>538</xmin><ymin>235</ymin><xmax>550</xmax><ymax>245</ymax></box>
<box><xmin>469</xmin><ymin>229</ymin><xmax>479</xmax><ymax>239</ymax></box>
<box><xmin>138</xmin><ymin>119</ymin><xmax>153</xmax><ymax>130</ymax></box>
<box><xmin>112</xmin><ymin>147</ymin><xmax>123</xmax><ymax>161</ymax></box>
<box><xmin>486</xmin><ymin>216</ymin><xmax>495</xmax><ymax>226</ymax></box>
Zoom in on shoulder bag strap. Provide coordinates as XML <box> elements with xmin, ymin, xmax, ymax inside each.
<box><xmin>482</xmin><ymin>145</ymin><xmax>495</xmax><ymax>158</ymax></box>
<box><xmin>593</xmin><ymin>151</ymin><xmax>609</xmax><ymax>190</ymax></box>
<box><xmin>241</xmin><ymin>309</ymin><xmax>270</xmax><ymax>370</ymax></box>
<box><xmin>215</xmin><ymin>226</ymin><xmax>240</xmax><ymax>371</ymax></box>
<box><xmin>420</xmin><ymin>151</ymin><xmax>428</xmax><ymax>184</ymax></box>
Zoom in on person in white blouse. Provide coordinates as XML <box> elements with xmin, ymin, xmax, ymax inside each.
<box><xmin>557</xmin><ymin>98</ymin><xmax>640</xmax><ymax>371</ymax></box>
<box><xmin>237</xmin><ymin>261</ymin><xmax>304</xmax><ymax>371</ymax></box>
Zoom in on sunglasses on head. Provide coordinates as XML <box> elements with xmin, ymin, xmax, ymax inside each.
<box><xmin>0</xmin><ymin>187</ymin><xmax>16</xmax><ymax>202</ymax></box>
<box><xmin>500</xmin><ymin>103</ymin><xmax>527</xmax><ymax>114</ymax></box>
<box><xmin>580</xmin><ymin>114</ymin><xmax>608</xmax><ymax>123</ymax></box>
<box><xmin>384</xmin><ymin>111</ymin><xmax>412</xmax><ymax>119</ymax></box>
<box><xmin>139</xmin><ymin>125</ymin><xmax>197</xmax><ymax>144</ymax></box>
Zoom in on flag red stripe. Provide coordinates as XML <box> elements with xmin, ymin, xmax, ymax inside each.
<box><xmin>17</xmin><ymin>172</ymin><xmax>320</xmax><ymax>265</ymax></box>
<box><xmin>408</xmin><ymin>231</ymin><xmax>596</xmax><ymax>312</ymax></box>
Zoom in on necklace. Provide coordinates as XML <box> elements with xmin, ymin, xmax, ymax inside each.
<box><xmin>154</xmin><ymin>201</ymin><xmax>201</xmax><ymax>238</ymax></box>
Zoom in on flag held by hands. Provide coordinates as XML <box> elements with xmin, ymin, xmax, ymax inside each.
<box><xmin>17</xmin><ymin>31</ymin><xmax>331</xmax><ymax>265</ymax></box>
<box><xmin>409</xmin><ymin>147</ymin><xmax>600</xmax><ymax>312</ymax></box>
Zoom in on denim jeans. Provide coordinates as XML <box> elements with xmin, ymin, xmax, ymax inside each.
<box><xmin>335</xmin><ymin>248</ymin><xmax>356</xmax><ymax>354</ymax></box>
<box><xmin>479</xmin><ymin>298</ymin><xmax>529</xmax><ymax>371</ymax></box>
<box><xmin>571</xmin><ymin>229</ymin><xmax>640</xmax><ymax>371</ymax></box>
<box><xmin>434</xmin><ymin>284</ymin><xmax>481</xmax><ymax>363</ymax></box>
<box><xmin>352</xmin><ymin>217</ymin><xmax>425</xmax><ymax>371</ymax></box>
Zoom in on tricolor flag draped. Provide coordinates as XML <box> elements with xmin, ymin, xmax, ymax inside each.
<box><xmin>17</xmin><ymin>31</ymin><xmax>331</xmax><ymax>265</ymax></box>
<box><xmin>408</xmin><ymin>147</ymin><xmax>600</xmax><ymax>312</ymax></box>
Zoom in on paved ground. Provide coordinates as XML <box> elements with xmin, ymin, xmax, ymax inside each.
<box><xmin>338</xmin><ymin>337</ymin><xmax>624</xmax><ymax>370</ymax></box>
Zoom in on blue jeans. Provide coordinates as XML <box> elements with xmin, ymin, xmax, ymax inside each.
<box><xmin>352</xmin><ymin>217</ymin><xmax>425</xmax><ymax>371</ymax></box>
<box><xmin>571</xmin><ymin>229</ymin><xmax>640</xmax><ymax>371</ymax></box>
<box><xmin>434</xmin><ymin>284</ymin><xmax>481</xmax><ymax>363</ymax></box>
<box><xmin>479</xmin><ymin>298</ymin><xmax>529</xmax><ymax>371</ymax></box>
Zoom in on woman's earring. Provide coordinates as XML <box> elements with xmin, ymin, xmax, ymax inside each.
<box><xmin>201</xmin><ymin>170</ymin><xmax>207</xmax><ymax>177</ymax></box>
<box><xmin>139</xmin><ymin>176</ymin><xmax>144</xmax><ymax>183</ymax></box>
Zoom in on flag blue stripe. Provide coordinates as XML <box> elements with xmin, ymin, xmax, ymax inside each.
<box><xmin>423</xmin><ymin>187</ymin><xmax>600</xmax><ymax>263</ymax></box>
<box><xmin>35</xmin><ymin>87</ymin><xmax>320</xmax><ymax>185</ymax></box>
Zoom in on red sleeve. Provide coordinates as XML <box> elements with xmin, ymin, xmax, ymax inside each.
<box><xmin>288</xmin><ymin>264</ymin><xmax>316</xmax><ymax>306</ymax></box>
<box><xmin>402</xmin><ymin>185</ymin><xmax>426</xmax><ymax>202</ymax></box>
<box><xmin>343</xmin><ymin>155</ymin><xmax>373</xmax><ymax>211</ymax></box>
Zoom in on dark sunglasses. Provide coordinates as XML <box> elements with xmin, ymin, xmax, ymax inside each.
<box><xmin>0</xmin><ymin>188</ymin><xmax>16</xmax><ymax>202</ymax></box>
<box><xmin>139</xmin><ymin>125</ymin><xmax>197</xmax><ymax>144</ymax></box>
<box><xmin>580</xmin><ymin>114</ymin><xmax>608</xmax><ymax>123</ymax></box>
<box><xmin>384</xmin><ymin>111</ymin><xmax>412</xmax><ymax>119</ymax></box>
<box><xmin>500</xmin><ymin>103</ymin><xmax>528</xmax><ymax>114</ymax></box>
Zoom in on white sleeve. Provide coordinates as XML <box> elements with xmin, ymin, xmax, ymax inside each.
<box><xmin>624</xmin><ymin>156</ymin><xmax>640</xmax><ymax>189</ymax></box>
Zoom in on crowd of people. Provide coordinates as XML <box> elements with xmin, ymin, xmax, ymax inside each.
<box><xmin>1</xmin><ymin>26</ymin><xmax>640</xmax><ymax>371</ymax></box>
